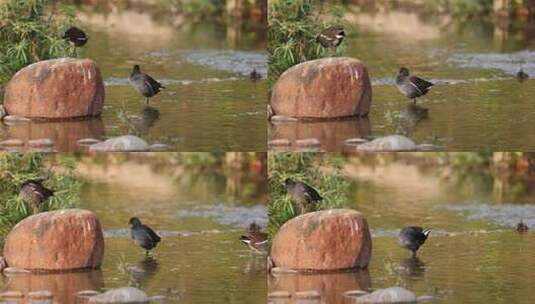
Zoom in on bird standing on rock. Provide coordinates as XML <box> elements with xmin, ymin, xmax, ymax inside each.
<box><xmin>399</xmin><ymin>226</ymin><xmax>431</xmax><ymax>256</ymax></box>
<box><xmin>316</xmin><ymin>26</ymin><xmax>346</xmax><ymax>50</ymax></box>
<box><xmin>19</xmin><ymin>179</ymin><xmax>54</xmax><ymax>214</ymax></box>
<box><xmin>129</xmin><ymin>217</ymin><xmax>161</xmax><ymax>256</ymax></box>
<box><xmin>129</xmin><ymin>65</ymin><xmax>165</xmax><ymax>104</ymax></box>
<box><xmin>284</xmin><ymin>178</ymin><xmax>323</xmax><ymax>215</ymax></box>
<box><xmin>395</xmin><ymin>67</ymin><xmax>434</xmax><ymax>104</ymax></box>
<box><xmin>240</xmin><ymin>222</ymin><xmax>268</xmax><ymax>254</ymax></box>
<box><xmin>62</xmin><ymin>26</ymin><xmax>88</xmax><ymax>56</ymax></box>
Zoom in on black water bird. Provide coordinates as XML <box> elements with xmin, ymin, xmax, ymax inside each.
<box><xmin>395</xmin><ymin>67</ymin><xmax>434</xmax><ymax>104</ymax></box>
<box><xmin>250</xmin><ymin>69</ymin><xmax>262</xmax><ymax>81</ymax></box>
<box><xmin>129</xmin><ymin>217</ymin><xmax>161</xmax><ymax>256</ymax></box>
<box><xmin>62</xmin><ymin>27</ymin><xmax>88</xmax><ymax>57</ymax></box>
<box><xmin>240</xmin><ymin>222</ymin><xmax>268</xmax><ymax>254</ymax></box>
<box><xmin>316</xmin><ymin>26</ymin><xmax>346</xmax><ymax>49</ymax></box>
<box><xmin>516</xmin><ymin>219</ymin><xmax>529</xmax><ymax>233</ymax></box>
<box><xmin>129</xmin><ymin>65</ymin><xmax>165</xmax><ymax>104</ymax></box>
<box><xmin>19</xmin><ymin>179</ymin><xmax>54</xmax><ymax>213</ymax></box>
<box><xmin>399</xmin><ymin>226</ymin><xmax>431</xmax><ymax>256</ymax></box>
<box><xmin>284</xmin><ymin>178</ymin><xmax>323</xmax><ymax>215</ymax></box>
<box><xmin>516</xmin><ymin>68</ymin><xmax>529</xmax><ymax>82</ymax></box>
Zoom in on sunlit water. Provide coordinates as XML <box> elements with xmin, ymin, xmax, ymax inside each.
<box><xmin>0</xmin><ymin>6</ymin><xmax>267</xmax><ymax>152</ymax></box>
<box><xmin>269</xmin><ymin>158</ymin><xmax>535</xmax><ymax>304</ymax></box>
<box><xmin>0</xmin><ymin>158</ymin><xmax>268</xmax><ymax>303</ymax></box>
<box><xmin>269</xmin><ymin>10</ymin><xmax>535</xmax><ymax>151</ymax></box>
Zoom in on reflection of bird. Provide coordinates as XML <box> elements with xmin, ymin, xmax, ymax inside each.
<box><xmin>516</xmin><ymin>219</ymin><xmax>529</xmax><ymax>233</ymax></box>
<box><xmin>285</xmin><ymin>178</ymin><xmax>323</xmax><ymax>215</ymax></box>
<box><xmin>63</xmin><ymin>26</ymin><xmax>88</xmax><ymax>47</ymax></box>
<box><xmin>19</xmin><ymin>179</ymin><xmax>54</xmax><ymax>214</ymax></box>
<box><xmin>399</xmin><ymin>226</ymin><xmax>431</xmax><ymax>256</ymax></box>
<box><xmin>316</xmin><ymin>26</ymin><xmax>345</xmax><ymax>49</ymax></box>
<box><xmin>240</xmin><ymin>222</ymin><xmax>268</xmax><ymax>254</ymax></box>
<box><xmin>395</xmin><ymin>67</ymin><xmax>434</xmax><ymax>104</ymax></box>
<box><xmin>250</xmin><ymin>69</ymin><xmax>262</xmax><ymax>81</ymax></box>
<box><xmin>516</xmin><ymin>68</ymin><xmax>529</xmax><ymax>82</ymax></box>
<box><xmin>131</xmin><ymin>256</ymin><xmax>159</xmax><ymax>287</ymax></box>
<box><xmin>139</xmin><ymin>106</ymin><xmax>160</xmax><ymax>133</ymax></box>
<box><xmin>129</xmin><ymin>65</ymin><xmax>165</xmax><ymax>104</ymax></box>
<box><xmin>399</xmin><ymin>256</ymin><xmax>426</xmax><ymax>278</ymax></box>
<box><xmin>129</xmin><ymin>217</ymin><xmax>161</xmax><ymax>256</ymax></box>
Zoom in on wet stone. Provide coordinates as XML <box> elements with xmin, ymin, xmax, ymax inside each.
<box><xmin>295</xmin><ymin>138</ymin><xmax>320</xmax><ymax>147</ymax></box>
<box><xmin>3</xmin><ymin>115</ymin><xmax>31</xmax><ymax>123</ymax></box>
<box><xmin>268</xmin><ymin>139</ymin><xmax>291</xmax><ymax>147</ymax></box>
<box><xmin>3</xmin><ymin>267</ymin><xmax>31</xmax><ymax>275</ymax></box>
<box><xmin>88</xmin><ymin>287</ymin><xmax>149</xmax><ymax>304</ymax></box>
<box><xmin>77</xmin><ymin>138</ymin><xmax>101</xmax><ymax>145</ymax></box>
<box><xmin>28</xmin><ymin>139</ymin><xmax>54</xmax><ymax>147</ymax></box>
<box><xmin>89</xmin><ymin>135</ymin><xmax>149</xmax><ymax>152</ymax></box>
<box><xmin>268</xmin><ymin>291</ymin><xmax>292</xmax><ymax>299</ymax></box>
<box><xmin>295</xmin><ymin>290</ymin><xmax>321</xmax><ymax>299</ymax></box>
<box><xmin>344</xmin><ymin>290</ymin><xmax>369</xmax><ymax>297</ymax></box>
<box><xmin>149</xmin><ymin>144</ymin><xmax>171</xmax><ymax>151</ymax></box>
<box><xmin>355</xmin><ymin>287</ymin><xmax>416</xmax><ymax>303</ymax></box>
<box><xmin>0</xmin><ymin>139</ymin><xmax>24</xmax><ymax>147</ymax></box>
<box><xmin>28</xmin><ymin>291</ymin><xmax>53</xmax><ymax>299</ymax></box>
<box><xmin>0</xmin><ymin>291</ymin><xmax>24</xmax><ymax>298</ymax></box>
<box><xmin>270</xmin><ymin>115</ymin><xmax>298</xmax><ymax>123</ymax></box>
<box><xmin>77</xmin><ymin>290</ymin><xmax>100</xmax><ymax>297</ymax></box>
<box><xmin>344</xmin><ymin>138</ymin><xmax>368</xmax><ymax>145</ymax></box>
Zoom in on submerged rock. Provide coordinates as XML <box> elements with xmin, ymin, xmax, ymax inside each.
<box><xmin>271</xmin><ymin>209</ymin><xmax>372</xmax><ymax>271</ymax></box>
<box><xmin>271</xmin><ymin>57</ymin><xmax>372</xmax><ymax>119</ymax></box>
<box><xmin>88</xmin><ymin>287</ymin><xmax>149</xmax><ymax>304</ymax></box>
<box><xmin>356</xmin><ymin>287</ymin><xmax>416</xmax><ymax>303</ymax></box>
<box><xmin>356</xmin><ymin>135</ymin><xmax>417</xmax><ymax>152</ymax></box>
<box><xmin>3</xmin><ymin>58</ymin><xmax>105</xmax><ymax>119</ymax></box>
<box><xmin>89</xmin><ymin>135</ymin><xmax>149</xmax><ymax>152</ymax></box>
<box><xmin>3</xmin><ymin>209</ymin><xmax>104</xmax><ymax>271</ymax></box>
<box><xmin>270</xmin><ymin>115</ymin><xmax>299</xmax><ymax>123</ymax></box>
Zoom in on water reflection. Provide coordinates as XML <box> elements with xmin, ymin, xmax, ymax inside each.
<box><xmin>129</xmin><ymin>256</ymin><xmax>160</xmax><ymax>288</ymax></box>
<box><xmin>3</xmin><ymin>270</ymin><xmax>104</xmax><ymax>304</ymax></box>
<box><xmin>270</xmin><ymin>118</ymin><xmax>371</xmax><ymax>152</ymax></box>
<box><xmin>269</xmin><ymin>270</ymin><xmax>371</xmax><ymax>304</ymax></box>
<box><xmin>1</xmin><ymin>118</ymin><xmax>105</xmax><ymax>152</ymax></box>
<box><xmin>398</xmin><ymin>256</ymin><xmax>426</xmax><ymax>278</ymax></box>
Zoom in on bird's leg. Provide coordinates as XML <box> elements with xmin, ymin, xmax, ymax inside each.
<box><xmin>145</xmin><ymin>98</ymin><xmax>150</xmax><ymax>105</ymax></box>
<box><xmin>146</xmin><ymin>250</ymin><xmax>149</xmax><ymax>257</ymax></box>
<box><xmin>413</xmin><ymin>98</ymin><xmax>417</xmax><ymax>105</ymax></box>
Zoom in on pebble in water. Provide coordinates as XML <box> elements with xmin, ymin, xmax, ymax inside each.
<box><xmin>77</xmin><ymin>138</ymin><xmax>102</xmax><ymax>145</ymax></box>
<box><xmin>344</xmin><ymin>290</ymin><xmax>369</xmax><ymax>297</ymax></box>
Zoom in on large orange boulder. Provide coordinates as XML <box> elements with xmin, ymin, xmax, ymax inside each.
<box><xmin>271</xmin><ymin>209</ymin><xmax>372</xmax><ymax>272</ymax></box>
<box><xmin>3</xmin><ymin>58</ymin><xmax>105</xmax><ymax>119</ymax></box>
<box><xmin>270</xmin><ymin>57</ymin><xmax>372</xmax><ymax>119</ymax></box>
<box><xmin>3</xmin><ymin>209</ymin><xmax>105</xmax><ymax>271</ymax></box>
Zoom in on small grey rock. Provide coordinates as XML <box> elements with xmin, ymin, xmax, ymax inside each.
<box><xmin>0</xmin><ymin>139</ymin><xmax>24</xmax><ymax>146</ymax></box>
<box><xmin>3</xmin><ymin>115</ymin><xmax>31</xmax><ymax>123</ymax></box>
<box><xmin>270</xmin><ymin>115</ymin><xmax>298</xmax><ymax>123</ymax></box>
<box><xmin>295</xmin><ymin>290</ymin><xmax>321</xmax><ymax>299</ymax></box>
<box><xmin>28</xmin><ymin>291</ymin><xmax>53</xmax><ymax>299</ymax></box>
<box><xmin>89</xmin><ymin>135</ymin><xmax>149</xmax><ymax>152</ymax></box>
<box><xmin>268</xmin><ymin>139</ymin><xmax>291</xmax><ymax>147</ymax></box>
<box><xmin>356</xmin><ymin>135</ymin><xmax>416</xmax><ymax>152</ymax></box>
<box><xmin>3</xmin><ymin>267</ymin><xmax>31</xmax><ymax>275</ymax></box>
<box><xmin>149</xmin><ymin>144</ymin><xmax>171</xmax><ymax>151</ymax></box>
<box><xmin>89</xmin><ymin>287</ymin><xmax>149</xmax><ymax>304</ymax></box>
<box><xmin>295</xmin><ymin>138</ymin><xmax>320</xmax><ymax>147</ymax></box>
<box><xmin>28</xmin><ymin>138</ymin><xmax>54</xmax><ymax>147</ymax></box>
<box><xmin>356</xmin><ymin>287</ymin><xmax>416</xmax><ymax>303</ymax></box>
<box><xmin>267</xmin><ymin>291</ymin><xmax>291</xmax><ymax>299</ymax></box>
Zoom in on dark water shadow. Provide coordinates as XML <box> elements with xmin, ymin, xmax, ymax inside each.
<box><xmin>130</xmin><ymin>256</ymin><xmax>160</xmax><ymax>288</ymax></box>
<box><xmin>2</xmin><ymin>270</ymin><xmax>104</xmax><ymax>303</ymax></box>
<box><xmin>1</xmin><ymin>118</ymin><xmax>105</xmax><ymax>152</ymax></box>
<box><xmin>268</xmin><ymin>269</ymin><xmax>371</xmax><ymax>303</ymax></box>
<box><xmin>269</xmin><ymin>118</ymin><xmax>371</xmax><ymax>151</ymax></box>
<box><xmin>398</xmin><ymin>256</ymin><xmax>426</xmax><ymax>278</ymax></box>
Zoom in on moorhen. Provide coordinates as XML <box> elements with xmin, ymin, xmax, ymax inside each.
<box><xmin>395</xmin><ymin>67</ymin><xmax>434</xmax><ymax>104</ymax></box>
<box><xmin>129</xmin><ymin>217</ymin><xmax>161</xmax><ymax>256</ymax></box>
<box><xmin>240</xmin><ymin>222</ymin><xmax>268</xmax><ymax>254</ymax></box>
<box><xmin>285</xmin><ymin>178</ymin><xmax>323</xmax><ymax>215</ymax></box>
<box><xmin>399</xmin><ymin>226</ymin><xmax>431</xmax><ymax>256</ymax></box>
<box><xmin>19</xmin><ymin>179</ymin><xmax>54</xmax><ymax>213</ymax></box>
<box><xmin>62</xmin><ymin>26</ymin><xmax>88</xmax><ymax>56</ymax></box>
<box><xmin>129</xmin><ymin>65</ymin><xmax>165</xmax><ymax>104</ymax></box>
<box><xmin>250</xmin><ymin>69</ymin><xmax>262</xmax><ymax>81</ymax></box>
<box><xmin>316</xmin><ymin>26</ymin><xmax>345</xmax><ymax>49</ymax></box>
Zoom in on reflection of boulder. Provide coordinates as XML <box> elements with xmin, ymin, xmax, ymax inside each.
<box><xmin>3</xmin><ymin>118</ymin><xmax>105</xmax><ymax>152</ymax></box>
<box><xmin>268</xmin><ymin>270</ymin><xmax>371</xmax><ymax>304</ymax></box>
<box><xmin>271</xmin><ymin>57</ymin><xmax>372</xmax><ymax>119</ymax></box>
<box><xmin>270</xmin><ymin>118</ymin><xmax>371</xmax><ymax>151</ymax></box>
<box><xmin>4</xmin><ymin>270</ymin><xmax>104</xmax><ymax>304</ymax></box>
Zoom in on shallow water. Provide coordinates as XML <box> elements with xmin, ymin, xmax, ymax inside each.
<box><xmin>0</xmin><ymin>7</ymin><xmax>267</xmax><ymax>152</ymax></box>
<box><xmin>269</xmin><ymin>10</ymin><xmax>535</xmax><ymax>151</ymax></box>
<box><xmin>0</xmin><ymin>158</ymin><xmax>268</xmax><ymax>303</ymax></box>
<box><xmin>269</xmin><ymin>158</ymin><xmax>535</xmax><ymax>304</ymax></box>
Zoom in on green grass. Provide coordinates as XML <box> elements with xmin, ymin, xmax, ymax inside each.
<box><xmin>0</xmin><ymin>153</ymin><xmax>82</xmax><ymax>241</ymax></box>
<box><xmin>268</xmin><ymin>153</ymin><xmax>351</xmax><ymax>238</ymax></box>
<box><xmin>268</xmin><ymin>0</ymin><xmax>347</xmax><ymax>88</ymax></box>
<box><xmin>0</xmin><ymin>0</ymin><xmax>76</xmax><ymax>93</ymax></box>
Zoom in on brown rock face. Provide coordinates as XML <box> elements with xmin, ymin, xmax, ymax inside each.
<box><xmin>3</xmin><ymin>58</ymin><xmax>105</xmax><ymax>119</ymax></box>
<box><xmin>271</xmin><ymin>209</ymin><xmax>372</xmax><ymax>271</ymax></box>
<box><xmin>3</xmin><ymin>209</ymin><xmax>105</xmax><ymax>271</ymax></box>
<box><xmin>270</xmin><ymin>57</ymin><xmax>372</xmax><ymax>119</ymax></box>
